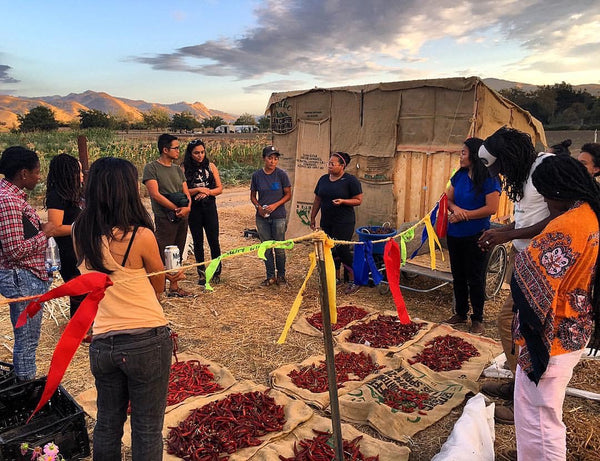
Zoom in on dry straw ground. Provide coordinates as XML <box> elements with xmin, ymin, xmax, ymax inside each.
<box><xmin>0</xmin><ymin>186</ymin><xmax>598</xmax><ymax>460</ymax></box>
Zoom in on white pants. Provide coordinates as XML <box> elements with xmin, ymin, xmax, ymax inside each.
<box><xmin>514</xmin><ymin>349</ymin><xmax>582</xmax><ymax>460</ymax></box>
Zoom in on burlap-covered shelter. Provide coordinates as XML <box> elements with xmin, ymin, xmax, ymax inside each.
<box><xmin>265</xmin><ymin>76</ymin><xmax>546</xmax><ymax>237</ymax></box>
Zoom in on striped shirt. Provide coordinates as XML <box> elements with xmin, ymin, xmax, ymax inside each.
<box><xmin>0</xmin><ymin>178</ymin><xmax>48</xmax><ymax>280</ymax></box>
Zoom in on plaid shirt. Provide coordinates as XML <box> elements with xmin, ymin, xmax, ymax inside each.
<box><xmin>0</xmin><ymin>178</ymin><xmax>48</xmax><ymax>280</ymax></box>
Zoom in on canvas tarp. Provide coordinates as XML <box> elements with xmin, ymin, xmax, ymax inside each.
<box><xmin>268</xmin><ymin>77</ymin><xmax>547</xmax><ymax>229</ymax></box>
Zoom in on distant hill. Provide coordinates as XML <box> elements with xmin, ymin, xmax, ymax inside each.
<box><xmin>0</xmin><ymin>90</ymin><xmax>236</xmax><ymax>130</ymax></box>
<box><xmin>483</xmin><ymin>78</ymin><xmax>600</xmax><ymax>97</ymax></box>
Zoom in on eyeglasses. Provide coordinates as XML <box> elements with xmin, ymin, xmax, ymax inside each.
<box><xmin>189</xmin><ymin>139</ymin><xmax>204</xmax><ymax>145</ymax></box>
<box><xmin>327</xmin><ymin>162</ymin><xmax>341</xmax><ymax>166</ymax></box>
<box><xmin>168</xmin><ymin>146</ymin><xmax>180</xmax><ymax>150</ymax></box>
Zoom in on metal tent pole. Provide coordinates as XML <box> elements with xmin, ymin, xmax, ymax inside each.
<box><xmin>314</xmin><ymin>237</ymin><xmax>344</xmax><ymax>461</ymax></box>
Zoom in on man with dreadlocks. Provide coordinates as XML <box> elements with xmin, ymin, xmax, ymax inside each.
<box><xmin>511</xmin><ymin>155</ymin><xmax>600</xmax><ymax>459</ymax></box>
<box><xmin>477</xmin><ymin>127</ymin><xmax>556</xmax><ymax>424</ymax></box>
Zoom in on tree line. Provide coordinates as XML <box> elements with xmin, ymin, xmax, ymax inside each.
<box><xmin>14</xmin><ymin>106</ymin><xmax>271</xmax><ymax>132</ymax></box>
<box><xmin>499</xmin><ymin>82</ymin><xmax>600</xmax><ymax>130</ymax></box>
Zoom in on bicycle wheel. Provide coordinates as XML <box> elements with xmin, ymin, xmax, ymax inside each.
<box><xmin>484</xmin><ymin>244</ymin><xmax>508</xmax><ymax>300</ymax></box>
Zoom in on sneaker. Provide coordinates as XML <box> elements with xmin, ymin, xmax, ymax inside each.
<box><xmin>494</xmin><ymin>401</ymin><xmax>514</xmax><ymax>425</ymax></box>
<box><xmin>198</xmin><ymin>279</ymin><xmax>206</xmax><ymax>286</ymax></box>
<box><xmin>261</xmin><ymin>278</ymin><xmax>277</xmax><ymax>286</ymax></box>
<box><xmin>344</xmin><ymin>283</ymin><xmax>361</xmax><ymax>295</ymax></box>
<box><xmin>443</xmin><ymin>314</ymin><xmax>468</xmax><ymax>325</ymax></box>
<box><xmin>470</xmin><ymin>320</ymin><xmax>484</xmax><ymax>335</ymax></box>
<box><xmin>211</xmin><ymin>275</ymin><xmax>221</xmax><ymax>285</ymax></box>
<box><xmin>481</xmin><ymin>380</ymin><xmax>514</xmax><ymax>400</ymax></box>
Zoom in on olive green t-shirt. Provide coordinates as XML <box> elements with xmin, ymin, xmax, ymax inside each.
<box><xmin>142</xmin><ymin>160</ymin><xmax>186</xmax><ymax>219</ymax></box>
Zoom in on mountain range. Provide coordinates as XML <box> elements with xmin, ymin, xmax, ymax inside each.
<box><xmin>0</xmin><ymin>90</ymin><xmax>236</xmax><ymax>130</ymax></box>
<box><xmin>1</xmin><ymin>78</ymin><xmax>599</xmax><ymax>131</ymax></box>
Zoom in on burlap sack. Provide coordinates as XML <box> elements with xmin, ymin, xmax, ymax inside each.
<box><xmin>336</xmin><ymin>364</ymin><xmax>478</xmax><ymax>442</ymax></box>
<box><xmin>250</xmin><ymin>414</ymin><xmax>410</xmax><ymax>461</ymax></box>
<box><xmin>292</xmin><ymin>305</ymin><xmax>376</xmax><ymax>337</ymax></box>
<box><xmin>396</xmin><ymin>324</ymin><xmax>502</xmax><ymax>381</ymax></box>
<box><xmin>336</xmin><ymin>310</ymin><xmax>435</xmax><ymax>353</ymax></box>
<box><xmin>75</xmin><ymin>351</ymin><xmax>236</xmax><ymax>449</ymax></box>
<box><xmin>163</xmin><ymin>380</ymin><xmax>314</xmax><ymax>460</ymax></box>
<box><xmin>270</xmin><ymin>345</ymin><xmax>401</xmax><ymax>409</ymax></box>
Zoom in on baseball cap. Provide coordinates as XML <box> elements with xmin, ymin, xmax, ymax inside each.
<box><xmin>262</xmin><ymin>146</ymin><xmax>280</xmax><ymax>157</ymax></box>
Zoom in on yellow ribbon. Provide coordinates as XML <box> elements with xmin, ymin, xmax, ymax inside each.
<box><xmin>277</xmin><ymin>252</ymin><xmax>317</xmax><ymax>344</ymax></box>
<box><xmin>423</xmin><ymin>214</ymin><xmax>444</xmax><ymax>270</ymax></box>
<box><xmin>323</xmin><ymin>236</ymin><xmax>337</xmax><ymax>324</ymax></box>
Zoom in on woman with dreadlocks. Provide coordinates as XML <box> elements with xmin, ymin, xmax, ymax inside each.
<box><xmin>46</xmin><ymin>153</ymin><xmax>84</xmax><ymax>317</ymax></box>
<box><xmin>511</xmin><ymin>155</ymin><xmax>600</xmax><ymax>459</ymax></box>
<box><xmin>476</xmin><ymin>127</ymin><xmax>556</xmax><ymax>425</ymax></box>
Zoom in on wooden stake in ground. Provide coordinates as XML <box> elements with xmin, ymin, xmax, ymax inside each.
<box><xmin>314</xmin><ymin>238</ymin><xmax>344</xmax><ymax>461</ymax></box>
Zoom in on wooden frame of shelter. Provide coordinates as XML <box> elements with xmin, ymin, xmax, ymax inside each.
<box><xmin>265</xmin><ymin>76</ymin><xmax>547</xmax><ymax>238</ymax></box>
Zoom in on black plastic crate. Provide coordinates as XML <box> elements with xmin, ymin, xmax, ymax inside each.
<box><xmin>0</xmin><ymin>364</ymin><xmax>15</xmax><ymax>391</ymax></box>
<box><xmin>0</xmin><ymin>378</ymin><xmax>90</xmax><ymax>460</ymax></box>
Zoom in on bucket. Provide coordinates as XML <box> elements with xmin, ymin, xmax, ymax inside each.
<box><xmin>356</xmin><ymin>225</ymin><xmax>397</xmax><ymax>255</ymax></box>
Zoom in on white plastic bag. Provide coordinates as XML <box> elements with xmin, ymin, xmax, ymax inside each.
<box><xmin>431</xmin><ymin>393</ymin><xmax>495</xmax><ymax>461</ymax></box>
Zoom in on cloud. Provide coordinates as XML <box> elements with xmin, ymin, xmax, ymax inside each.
<box><xmin>243</xmin><ymin>80</ymin><xmax>308</xmax><ymax>93</ymax></box>
<box><xmin>0</xmin><ymin>65</ymin><xmax>19</xmax><ymax>83</ymax></box>
<box><xmin>131</xmin><ymin>0</ymin><xmax>600</xmax><ymax>82</ymax></box>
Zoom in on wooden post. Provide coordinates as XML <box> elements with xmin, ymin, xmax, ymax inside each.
<box><xmin>77</xmin><ymin>136</ymin><xmax>89</xmax><ymax>183</ymax></box>
<box><xmin>314</xmin><ymin>238</ymin><xmax>344</xmax><ymax>461</ymax></box>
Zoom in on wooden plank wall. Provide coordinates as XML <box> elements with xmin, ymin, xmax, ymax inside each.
<box><xmin>392</xmin><ymin>148</ymin><xmax>513</xmax><ymax>228</ymax></box>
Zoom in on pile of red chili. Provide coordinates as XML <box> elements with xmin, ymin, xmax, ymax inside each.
<box><xmin>306</xmin><ymin>305</ymin><xmax>369</xmax><ymax>331</ymax></box>
<box><xmin>346</xmin><ymin>315</ymin><xmax>425</xmax><ymax>348</ymax></box>
<box><xmin>408</xmin><ymin>334</ymin><xmax>480</xmax><ymax>371</ymax></box>
<box><xmin>166</xmin><ymin>390</ymin><xmax>286</xmax><ymax>460</ymax></box>
<box><xmin>288</xmin><ymin>351</ymin><xmax>384</xmax><ymax>393</ymax></box>
<box><xmin>279</xmin><ymin>430</ymin><xmax>379</xmax><ymax>461</ymax></box>
<box><xmin>167</xmin><ymin>360</ymin><xmax>224</xmax><ymax>406</ymax></box>
<box><xmin>382</xmin><ymin>388</ymin><xmax>431</xmax><ymax>415</ymax></box>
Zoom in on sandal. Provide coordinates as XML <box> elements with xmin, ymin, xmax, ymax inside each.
<box><xmin>168</xmin><ymin>287</ymin><xmax>193</xmax><ymax>298</ymax></box>
<box><xmin>261</xmin><ymin>278</ymin><xmax>277</xmax><ymax>286</ymax></box>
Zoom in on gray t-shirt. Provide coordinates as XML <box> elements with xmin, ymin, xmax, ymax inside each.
<box><xmin>142</xmin><ymin>160</ymin><xmax>186</xmax><ymax>219</ymax></box>
<box><xmin>250</xmin><ymin>168</ymin><xmax>291</xmax><ymax>219</ymax></box>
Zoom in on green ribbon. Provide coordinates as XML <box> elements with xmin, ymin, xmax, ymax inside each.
<box><xmin>399</xmin><ymin>228</ymin><xmax>415</xmax><ymax>266</ymax></box>
<box><xmin>203</xmin><ymin>240</ymin><xmax>295</xmax><ymax>291</ymax></box>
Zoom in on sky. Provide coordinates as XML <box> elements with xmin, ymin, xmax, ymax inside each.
<box><xmin>1</xmin><ymin>0</ymin><xmax>599</xmax><ymax>116</ymax></box>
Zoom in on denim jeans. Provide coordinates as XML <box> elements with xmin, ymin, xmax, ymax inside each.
<box><xmin>89</xmin><ymin>326</ymin><xmax>172</xmax><ymax>461</ymax></box>
<box><xmin>256</xmin><ymin>216</ymin><xmax>287</xmax><ymax>279</ymax></box>
<box><xmin>189</xmin><ymin>200</ymin><xmax>221</xmax><ymax>280</ymax></box>
<box><xmin>0</xmin><ymin>269</ymin><xmax>50</xmax><ymax>380</ymax></box>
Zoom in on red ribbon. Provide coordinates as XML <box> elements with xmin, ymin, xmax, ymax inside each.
<box><xmin>16</xmin><ymin>272</ymin><xmax>113</xmax><ymax>421</ymax></box>
<box><xmin>436</xmin><ymin>193</ymin><xmax>448</xmax><ymax>238</ymax></box>
<box><xmin>383</xmin><ymin>239</ymin><xmax>411</xmax><ymax>324</ymax></box>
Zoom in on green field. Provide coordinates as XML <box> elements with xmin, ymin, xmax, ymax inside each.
<box><xmin>0</xmin><ymin>130</ymin><xmax>268</xmax><ymax>203</ymax></box>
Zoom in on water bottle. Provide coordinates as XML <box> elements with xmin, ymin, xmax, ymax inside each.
<box><xmin>45</xmin><ymin>237</ymin><xmax>61</xmax><ymax>273</ymax></box>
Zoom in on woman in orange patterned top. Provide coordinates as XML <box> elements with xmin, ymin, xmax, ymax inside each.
<box><xmin>511</xmin><ymin>155</ymin><xmax>600</xmax><ymax>459</ymax></box>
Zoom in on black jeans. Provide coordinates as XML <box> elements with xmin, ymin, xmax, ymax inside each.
<box><xmin>188</xmin><ymin>200</ymin><xmax>221</xmax><ymax>279</ymax></box>
<box><xmin>447</xmin><ymin>233</ymin><xmax>487</xmax><ymax>322</ymax></box>
<box><xmin>89</xmin><ymin>326</ymin><xmax>172</xmax><ymax>461</ymax></box>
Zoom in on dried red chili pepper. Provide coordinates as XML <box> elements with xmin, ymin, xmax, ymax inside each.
<box><xmin>279</xmin><ymin>429</ymin><xmax>380</xmax><ymax>461</ymax></box>
<box><xmin>166</xmin><ymin>390</ymin><xmax>286</xmax><ymax>460</ymax></box>
<box><xmin>382</xmin><ymin>388</ymin><xmax>431</xmax><ymax>414</ymax></box>
<box><xmin>408</xmin><ymin>334</ymin><xmax>480</xmax><ymax>372</ymax></box>
<box><xmin>167</xmin><ymin>360</ymin><xmax>224</xmax><ymax>406</ymax></box>
<box><xmin>288</xmin><ymin>351</ymin><xmax>384</xmax><ymax>393</ymax></box>
<box><xmin>307</xmin><ymin>305</ymin><xmax>369</xmax><ymax>331</ymax></box>
<box><xmin>346</xmin><ymin>315</ymin><xmax>426</xmax><ymax>349</ymax></box>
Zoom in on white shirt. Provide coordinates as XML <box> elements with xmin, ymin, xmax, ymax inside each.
<box><xmin>512</xmin><ymin>153</ymin><xmax>553</xmax><ymax>252</ymax></box>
